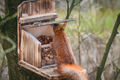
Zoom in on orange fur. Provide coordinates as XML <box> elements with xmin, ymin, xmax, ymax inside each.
<box><xmin>52</xmin><ymin>23</ymin><xmax>88</xmax><ymax>80</ymax></box>
<box><xmin>59</xmin><ymin>64</ymin><xmax>88</xmax><ymax>80</ymax></box>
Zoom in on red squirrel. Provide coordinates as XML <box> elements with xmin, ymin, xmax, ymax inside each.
<box><xmin>51</xmin><ymin>23</ymin><xmax>88</xmax><ymax>80</ymax></box>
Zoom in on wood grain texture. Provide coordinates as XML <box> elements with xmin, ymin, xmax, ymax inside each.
<box><xmin>21</xmin><ymin>30</ymin><xmax>42</xmax><ymax>67</ymax></box>
<box><xmin>24</xmin><ymin>25</ymin><xmax>55</xmax><ymax>37</ymax></box>
<box><xmin>20</xmin><ymin>13</ymin><xmax>58</xmax><ymax>24</ymax></box>
<box><xmin>18</xmin><ymin>0</ymin><xmax>55</xmax><ymax>18</ymax></box>
<box><xmin>19</xmin><ymin>61</ymin><xmax>61</xmax><ymax>80</ymax></box>
<box><xmin>17</xmin><ymin>7</ymin><xmax>20</xmax><ymax>60</ymax></box>
<box><xmin>17</xmin><ymin>6</ymin><xmax>22</xmax><ymax>61</ymax></box>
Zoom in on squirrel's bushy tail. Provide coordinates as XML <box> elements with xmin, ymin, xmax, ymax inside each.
<box><xmin>58</xmin><ymin>64</ymin><xmax>88</xmax><ymax>80</ymax></box>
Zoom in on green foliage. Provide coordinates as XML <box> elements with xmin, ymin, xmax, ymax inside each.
<box><xmin>57</xmin><ymin>9</ymin><xmax>120</xmax><ymax>38</ymax></box>
<box><xmin>0</xmin><ymin>34</ymin><xmax>16</xmax><ymax>55</ymax></box>
<box><xmin>65</xmin><ymin>0</ymin><xmax>82</xmax><ymax>19</ymax></box>
<box><xmin>96</xmin><ymin>13</ymin><xmax>120</xmax><ymax>80</ymax></box>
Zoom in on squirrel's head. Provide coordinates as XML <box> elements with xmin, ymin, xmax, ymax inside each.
<box><xmin>53</xmin><ymin>23</ymin><xmax>67</xmax><ymax>32</ymax></box>
<box><xmin>53</xmin><ymin>23</ymin><xmax>64</xmax><ymax>32</ymax></box>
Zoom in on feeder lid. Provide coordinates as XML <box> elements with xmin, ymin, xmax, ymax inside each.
<box><xmin>18</xmin><ymin>0</ymin><xmax>58</xmax><ymax>24</ymax></box>
<box><xmin>19</xmin><ymin>13</ymin><xmax>58</xmax><ymax>24</ymax></box>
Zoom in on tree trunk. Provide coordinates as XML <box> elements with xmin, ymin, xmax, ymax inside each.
<box><xmin>1</xmin><ymin>0</ymin><xmax>48</xmax><ymax>80</ymax></box>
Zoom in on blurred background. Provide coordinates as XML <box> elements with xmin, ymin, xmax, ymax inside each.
<box><xmin>0</xmin><ymin>0</ymin><xmax>120</xmax><ymax>80</ymax></box>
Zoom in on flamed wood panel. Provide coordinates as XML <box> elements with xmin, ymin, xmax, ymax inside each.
<box><xmin>21</xmin><ymin>30</ymin><xmax>41</xmax><ymax>67</ymax></box>
<box><xmin>18</xmin><ymin>0</ymin><xmax>55</xmax><ymax>18</ymax></box>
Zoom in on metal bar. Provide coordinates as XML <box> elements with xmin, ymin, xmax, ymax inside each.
<box><xmin>22</xmin><ymin>18</ymin><xmax>76</xmax><ymax>29</ymax></box>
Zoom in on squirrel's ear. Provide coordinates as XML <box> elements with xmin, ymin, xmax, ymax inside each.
<box><xmin>61</xmin><ymin>22</ymin><xmax>67</xmax><ymax>30</ymax></box>
<box><xmin>63</xmin><ymin>22</ymin><xmax>67</xmax><ymax>27</ymax></box>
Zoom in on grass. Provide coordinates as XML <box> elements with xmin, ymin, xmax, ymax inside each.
<box><xmin>56</xmin><ymin>8</ymin><xmax>120</xmax><ymax>39</ymax></box>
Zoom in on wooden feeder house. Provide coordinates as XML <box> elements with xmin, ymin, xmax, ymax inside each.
<box><xmin>17</xmin><ymin>0</ymin><xmax>75</xmax><ymax>79</ymax></box>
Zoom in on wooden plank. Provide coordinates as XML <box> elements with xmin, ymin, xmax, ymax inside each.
<box><xmin>20</xmin><ymin>13</ymin><xmax>58</xmax><ymax>24</ymax></box>
<box><xmin>18</xmin><ymin>0</ymin><xmax>56</xmax><ymax>18</ymax></box>
<box><xmin>41</xmin><ymin>64</ymin><xmax>56</xmax><ymax>69</ymax></box>
<box><xmin>21</xmin><ymin>30</ymin><xmax>42</xmax><ymax>67</ymax></box>
<box><xmin>23</xmin><ymin>19</ymin><xmax>76</xmax><ymax>29</ymax></box>
<box><xmin>19</xmin><ymin>61</ymin><xmax>61</xmax><ymax>80</ymax></box>
<box><xmin>38</xmin><ymin>44</ymin><xmax>42</xmax><ymax>68</ymax></box>
<box><xmin>24</xmin><ymin>25</ymin><xmax>55</xmax><ymax>37</ymax></box>
<box><xmin>17</xmin><ymin>7</ymin><xmax>20</xmax><ymax>61</ymax></box>
<box><xmin>18</xmin><ymin>6</ymin><xmax>23</xmax><ymax>61</ymax></box>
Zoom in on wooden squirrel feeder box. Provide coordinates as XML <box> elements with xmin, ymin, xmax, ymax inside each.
<box><xmin>17</xmin><ymin>0</ymin><xmax>75</xmax><ymax>79</ymax></box>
